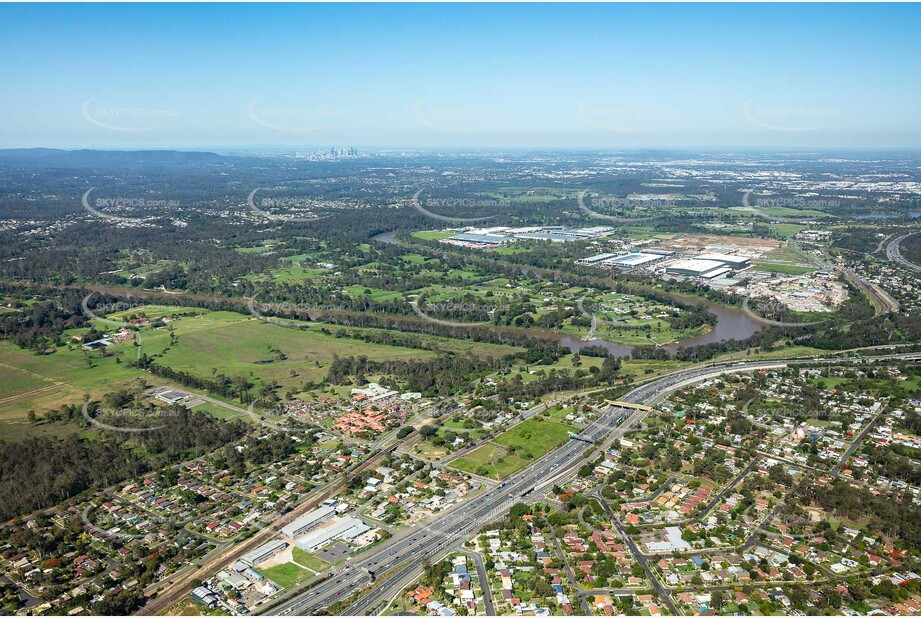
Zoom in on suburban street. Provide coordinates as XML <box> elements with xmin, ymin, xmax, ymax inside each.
<box><xmin>263</xmin><ymin>353</ymin><xmax>921</xmax><ymax>616</ymax></box>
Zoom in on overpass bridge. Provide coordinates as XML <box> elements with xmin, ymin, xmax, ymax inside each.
<box><xmin>605</xmin><ymin>399</ymin><xmax>655</xmax><ymax>412</ymax></box>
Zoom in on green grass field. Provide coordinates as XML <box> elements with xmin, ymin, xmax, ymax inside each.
<box><xmin>270</xmin><ymin>266</ymin><xmax>329</xmax><ymax>282</ymax></box>
<box><xmin>189</xmin><ymin>401</ymin><xmax>242</xmax><ymax>420</ymax></box>
<box><xmin>810</xmin><ymin>376</ymin><xmax>848</xmax><ymax>389</ymax></box>
<box><xmin>135</xmin><ymin>308</ymin><xmax>519</xmax><ymax>393</ymax></box>
<box><xmin>0</xmin><ymin>305</ymin><xmax>521</xmax><ymax>438</ymax></box>
<box><xmin>490</xmin><ymin>246</ymin><xmax>532</xmax><ymax>255</ymax></box>
<box><xmin>543</xmin><ymin>404</ymin><xmax>580</xmax><ymax>423</ymax></box>
<box><xmin>282</xmin><ymin>252</ymin><xmax>324</xmax><ymax>263</ymax></box>
<box><xmin>712</xmin><ymin>344</ymin><xmax>826</xmax><ymax>363</ymax></box>
<box><xmin>412</xmin><ymin>439</ymin><xmax>450</xmax><ymax>460</ymax></box>
<box><xmin>0</xmin><ymin>341</ymin><xmax>149</xmax><ymax>420</ymax></box>
<box><xmin>412</xmin><ymin>230</ymin><xmax>455</xmax><ymax>241</ymax></box>
<box><xmin>148</xmin><ymin>316</ymin><xmax>427</xmax><ymax>389</ymax></box>
<box><xmin>451</xmin><ymin>417</ymin><xmax>574</xmax><ymax>479</ymax></box>
<box><xmin>292</xmin><ymin>547</ymin><xmax>330</xmax><ymax>572</ymax></box>
<box><xmin>767</xmin><ymin>223</ymin><xmax>808</xmax><ymax>238</ymax></box>
<box><xmin>342</xmin><ymin>285</ymin><xmax>405</xmax><ymax>302</ymax></box>
<box><xmin>256</xmin><ymin>562</ymin><xmax>313</xmax><ymax>588</ymax></box>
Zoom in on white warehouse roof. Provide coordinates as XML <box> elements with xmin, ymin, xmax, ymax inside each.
<box><xmin>280</xmin><ymin>505</ymin><xmax>336</xmax><ymax>538</ymax></box>
<box><xmin>696</xmin><ymin>252</ymin><xmax>751</xmax><ymax>266</ymax></box>
<box><xmin>294</xmin><ymin>517</ymin><xmax>370</xmax><ymax>552</ymax></box>
<box><xmin>666</xmin><ymin>259</ymin><xmax>728</xmax><ymax>276</ymax></box>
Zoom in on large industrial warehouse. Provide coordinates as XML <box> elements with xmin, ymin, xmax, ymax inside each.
<box><xmin>666</xmin><ymin>259</ymin><xmax>733</xmax><ymax>279</ymax></box>
<box><xmin>695</xmin><ymin>252</ymin><xmax>751</xmax><ymax>269</ymax></box>
<box><xmin>575</xmin><ymin>251</ymin><xmax>667</xmax><ymax>269</ymax></box>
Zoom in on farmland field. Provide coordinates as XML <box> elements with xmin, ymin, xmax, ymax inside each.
<box><xmin>139</xmin><ymin>309</ymin><xmax>520</xmax><ymax>391</ymax></box>
<box><xmin>0</xmin><ymin>341</ymin><xmax>150</xmax><ymax>421</ymax></box>
<box><xmin>0</xmin><ymin>304</ymin><xmax>522</xmax><ymax>437</ymax></box>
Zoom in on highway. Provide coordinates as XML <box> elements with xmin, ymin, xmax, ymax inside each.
<box><xmin>886</xmin><ymin>232</ymin><xmax>921</xmax><ymax>273</ymax></box>
<box><xmin>264</xmin><ymin>353</ymin><xmax>921</xmax><ymax>616</ymax></box>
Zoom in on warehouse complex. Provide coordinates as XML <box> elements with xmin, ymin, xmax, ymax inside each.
<box><xmin>445</xmin><ymin>225</ymin><xmax>615</xmax><ymax>247</ymax></box>
<box><xmin>577</xmin><ymin>245</ymin><xmax>752</xmax><ymax>281</ymax></box>
<box><xmin>665</xmin><ymin>259</ymin><xmax>733</xmax><ymax>279</ymax></box>
<box><xmin>280</xmin><ymin>505</ymin><xmax>336</xmax><ymax>538</ymax></box>
<box><xmin>665</xmin><ymin>252</ymin><xmax>751</xmax><ymax>278</ymax></box>
<box><xmin>239</xmin><ymin>540</ymin><xmax>288</xmax><ymax>567</ymax></box>
<box><xmin>294</xmin><ymin>517</ymin><xmax>371</xmax><ymax>552</ymax></box>
<box><xmin>577</xmin><ymin>250</ymin><xmax>672</xmax><ymax>269</ymax></box>
<box><xmin>576</xmin><ymin>249</ymin><xmax>747</xmax><ymax>277</ymax></box>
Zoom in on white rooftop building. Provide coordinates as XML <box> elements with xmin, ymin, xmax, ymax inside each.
<box><xmin>666</xmin><ymin>259</ymin><xmax>730</xmax><ymax>278</ymax></box>
<box><xmin>280</xmin><ymin>505</ymin><xmax>336</xmax><ymax>538</ymax></box>
<box><xmin>294</xmin><ymin>517</ymin><xmax>371</xmax><ymax>552</ymax></box>
<box><xmin>645</xmin><ymin>526</ymin><xmax>692</xmax><ymax>553</ymax></box>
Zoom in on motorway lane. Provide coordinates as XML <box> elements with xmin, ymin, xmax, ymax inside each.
<box><xmin>269</xmin><ymin>354</ymin><xmax>921</xmax><ymax>616</ymax></box>
<box><xmin>277</xmin><ymin>423</ymin><xmax>619</xmax><ymax>614</ymax></box>
<box><xmin>886</xmin><ymin>232</ymin><xmax>921</xmax><ymax>273</ymax></box>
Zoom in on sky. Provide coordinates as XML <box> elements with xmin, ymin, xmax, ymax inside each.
<box><xmin>1</xmin><ymin>3</ymin><xmax>920</xmax><ymax>150</ymax></box>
